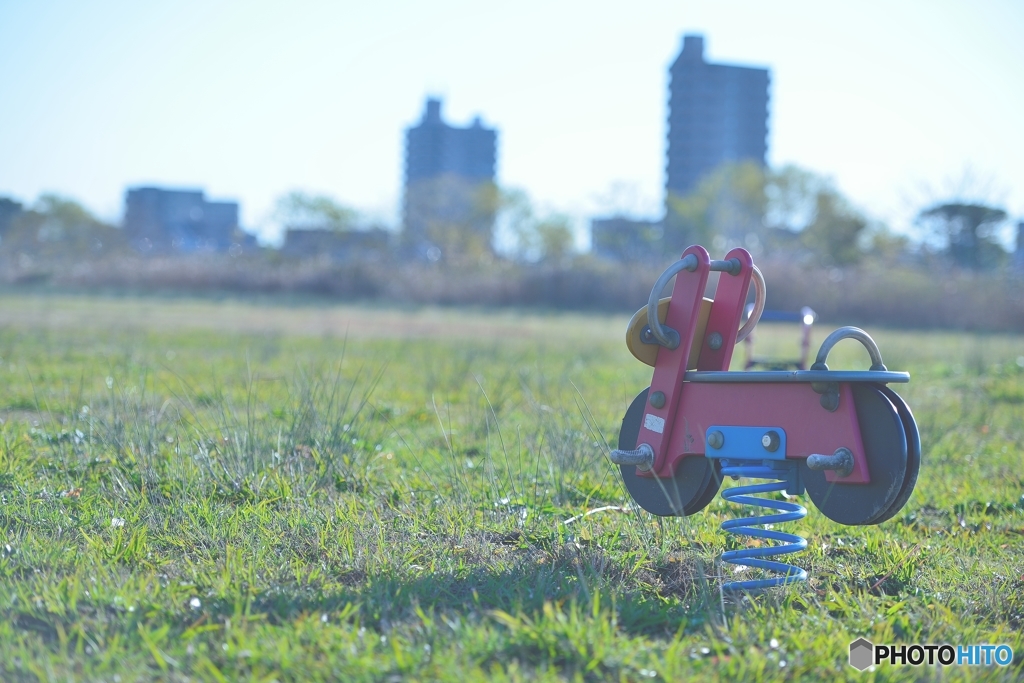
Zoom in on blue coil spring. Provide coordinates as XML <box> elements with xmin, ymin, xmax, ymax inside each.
<box><xmin>719</xmin><ymin>460</ymin><xmax>808</xmax><ymax>592</ymax></box>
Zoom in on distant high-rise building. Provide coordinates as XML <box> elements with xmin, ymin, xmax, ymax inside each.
<box><xmin>665</xmin><ymin>35</ymin><xmax>769</xmax><ymax>200</ymax></box>
<box><xmin>123</xmin><ymin>187</ymin><xmax>240</xmax><ymax>253</ymax></box>
<box><xmin>0</xmin><ymin>197</ymin><xmax>23</xmax><ymax>236</ymax></box>
<box><xmin>594</xmin><ymin>34</ymin><xmax>770</xmax><ymax>261</ymax></box>
<box><xmin>1015</xmin><ymin>221</ymin><xmax>1024</xmax><ymax>274</ymax></box>
<box><xmin>402</xmin><ymin>98</ymin><xmax>498</xmax><ymax>258</ymax></box>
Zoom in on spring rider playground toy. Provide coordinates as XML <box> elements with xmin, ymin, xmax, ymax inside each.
<box><xmin>608</xmin><ymin>246</ymin><xmax>920</xmax><ymax>591</ymax></box>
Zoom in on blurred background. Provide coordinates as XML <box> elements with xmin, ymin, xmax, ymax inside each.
<box><xmin>0</xmin><ymin>0</ymin><xmax>1022</xmax><ymax>329</ymax></box>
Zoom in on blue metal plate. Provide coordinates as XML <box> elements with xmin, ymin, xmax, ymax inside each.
<box><xmin>705</xmin><ymin>425</ymin><xmax>787</xmax><ymax>460</ymax></box>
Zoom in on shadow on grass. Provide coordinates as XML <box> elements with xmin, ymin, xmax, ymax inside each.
<box><xmin>197</xmin><ymin>545</ymin><xmax>712</xmax><ymax>639</ymax></box>
<box><xmin>10</xmin><ymin>561</ymin><xmax>709</xmax><ymax>663</ymax></box>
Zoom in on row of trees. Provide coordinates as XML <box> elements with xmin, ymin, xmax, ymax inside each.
<box><xmin>1</xmin><ymin>169</ymin><xmax>1017</xmax><ymax>272</ymax></box>
<box><xmin>276</xmin><ymin>163</ymin><xmax>1019</xmax><ymax>271</ymax></box>
<box><xmin>0</xmin><ymin>194</ymin><xmax>129</xmax><ymax>263</ymax></box>
<box><xmin>664</xmin><ymin>162</ymin><xmax>1018</xmax><ymax>270</ymax></box>
<box><xmin>663</xmin><ymin>162</ymin><xmax>890</xmax><ymax>266</ymax></box>
<box><xmin>917</xmin><ymin>202</ymin><xmax>1011</xmax><ymax>271</ymax></box>
<box><xmin>272</xmin><ymin>182</ymin><xmax>576</xmax><ymax>265</ymax></box>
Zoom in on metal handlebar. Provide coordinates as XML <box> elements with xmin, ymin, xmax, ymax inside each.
<box><xmin>736</xmin><ymin>265</ymin><xmax>765</xmax><ymax>344</ymax></box>
<box><xmin>644</xmin><ymin>256</ymin><xmax>695</xmax><ymax>349</ymax></box>
<box><xmin>810</xmin><ymin>326</ymin><xmax>887</xmax><ymax>372</ymax></box>
<box><xmin>806</xmin><ymin>447</ymin><xmax>855</xmax><ymax>478</ymax></box>
<box><xmin>608</xmin><ymin>443</ymin><xmax>655</xmax><ymax>471</ymax></box>
<box><xmin>645</xmin><ymin>256</ymin><xmax>766</xmax><ymax>350</ymax></box>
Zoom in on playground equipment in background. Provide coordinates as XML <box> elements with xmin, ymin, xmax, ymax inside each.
<box><xmin>611</xmin><ymin>246</ymin><xmax>919</xmax><ymax>591</ymax></box>
<box><xmin>742</xmin><ymin>305</ymin><xmax>816</xmax><ymax>371</ymax></box>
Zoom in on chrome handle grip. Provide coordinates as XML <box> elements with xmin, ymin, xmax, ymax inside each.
<box><xmin>811</xmin><ymin>326</ymin><xmax>887</xmax><ymax>372</ymax></box>
<box><xmin>806</xmin><ymin>447</ymin><xmax>855</xmax><ymax>478</ymax></box>
<box><xmin>735</xmin><ymin>265</ymin><xmax>765</xmax><ymax>343</ymax></box>
<box><xmin>609</xmin><ymin>443</ymin><xmax>655</xmax><ymax>471</ymax></box>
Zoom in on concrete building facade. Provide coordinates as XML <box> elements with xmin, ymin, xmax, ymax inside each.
<box><xmin>123</xmin><ymin>187</ymin><xmax>240</xmax><ymax>253</ymax></box>
<box><xmin>665</xmin><ymin>34</ymin><xmax>770</xmax><ymax>200</ymax></box>
<box><xmin>1015</xmin><ymin>221</ymin><xmax>1024</xmax><ymax>274</ymax></box>
<box><xmin>595</xmin><ymin>34</ymin><xmax>771</xmax><ymax>261</ymax></box>
<box><xmin>0</xmin><ymin>197</ymin><xmax>23</xmax><ymax>236</ymax></box>
<box><xmin>402</xmin><ymin>98</ymin><xmax>498</xmax><ymax>258</ymax></box>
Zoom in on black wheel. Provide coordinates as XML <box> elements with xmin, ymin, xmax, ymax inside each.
<box><xmin>683</xmin><ymin>458</ymin><xmax>723</xmax><ymax>514</ymax></box>
<box><xmin>802</xmin><ymin>384</ymin><xmax>907</xmax><ymax>526</ymax></box>
<box><xmin>617</xmin><ymin>388</ymin><xmax>718</xmax><ymax>516</ymax></box>
<box><xmin>868</xmin><ymin>385</ymin><xmax>921</xmax><ymax>524</ymax></box>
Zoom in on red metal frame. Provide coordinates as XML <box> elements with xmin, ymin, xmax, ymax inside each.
<box><xmin>636</xmin><ymin>245</ymin><xmax>710</xmax><ymax>473</ymax></box>
<box><xmin>696</xmin><ymin>248</ymin><xmax>753</xmax><ymax>372</ymax></box>
<box><xmin>632</xmin><ymin>246</ymin><xmax>871</xmax><ymax>485</ymax></box>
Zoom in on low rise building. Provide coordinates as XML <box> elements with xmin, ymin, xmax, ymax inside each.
<box><xmin>123</xmin><ymin>187</ymin><xmax>242</xmax><ymax>253</ymax></box>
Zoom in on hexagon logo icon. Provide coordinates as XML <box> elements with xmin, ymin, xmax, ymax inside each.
<box><xmin>849</xmin><ymin>638</ymin><xmax>874</xmax><ymax>671</ymax></box>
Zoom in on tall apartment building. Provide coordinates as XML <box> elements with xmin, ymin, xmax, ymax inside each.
<box><xmin>402</xmin><ymin>98</ymin><xmax>498</xmax><ymax>258</ymax></box>
<box><xmin>123</xmin><ymin>187</ymin><xmax>240</xmax><ymax>253</ymax></box>
<box><xmin>1015</xmin><ymin>221</ymin><xmax>1024</xmax><ymax>274</ymax></box>
<box><xmin>594</xmin><ymin>34</ymin><xmax>771</xmax><ymax>261</ymax></box>
<box><xmin>0</xmin><ymin>197</ymin><xmax>23</xmax><ymax>236</ymax></box>
<box><xmin>665</xmin><ymin>34</ymin><xmax>770</xmax><ymax>199</ymax></box>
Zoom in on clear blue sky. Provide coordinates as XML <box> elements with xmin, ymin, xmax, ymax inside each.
<box><xmin>1</xmin><ymin>0</ymin><xmax>1021</xmax><ymax>247</ymax></box>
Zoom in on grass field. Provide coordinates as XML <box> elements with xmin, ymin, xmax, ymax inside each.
<box><xmin>0</xmin><ymin>292</ymin><xmax>1022</xmax><ymax>682</ymax></box>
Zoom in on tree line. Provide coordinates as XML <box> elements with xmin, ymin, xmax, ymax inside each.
<box><xmin>664</xmin><ymin>162</ymin><xmax>1017</xmax><ymax>271</ymax></box>
<box><xmin>0</xmin><ymin>165</ymin><xmax>1018</xmax><ymax>273</ymax></box>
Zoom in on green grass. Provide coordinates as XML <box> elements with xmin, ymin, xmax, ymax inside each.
<box><xmin>0</xmin><ymin>293</ymin><xmax>1022</xmax><ymax>681</ymax></box>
